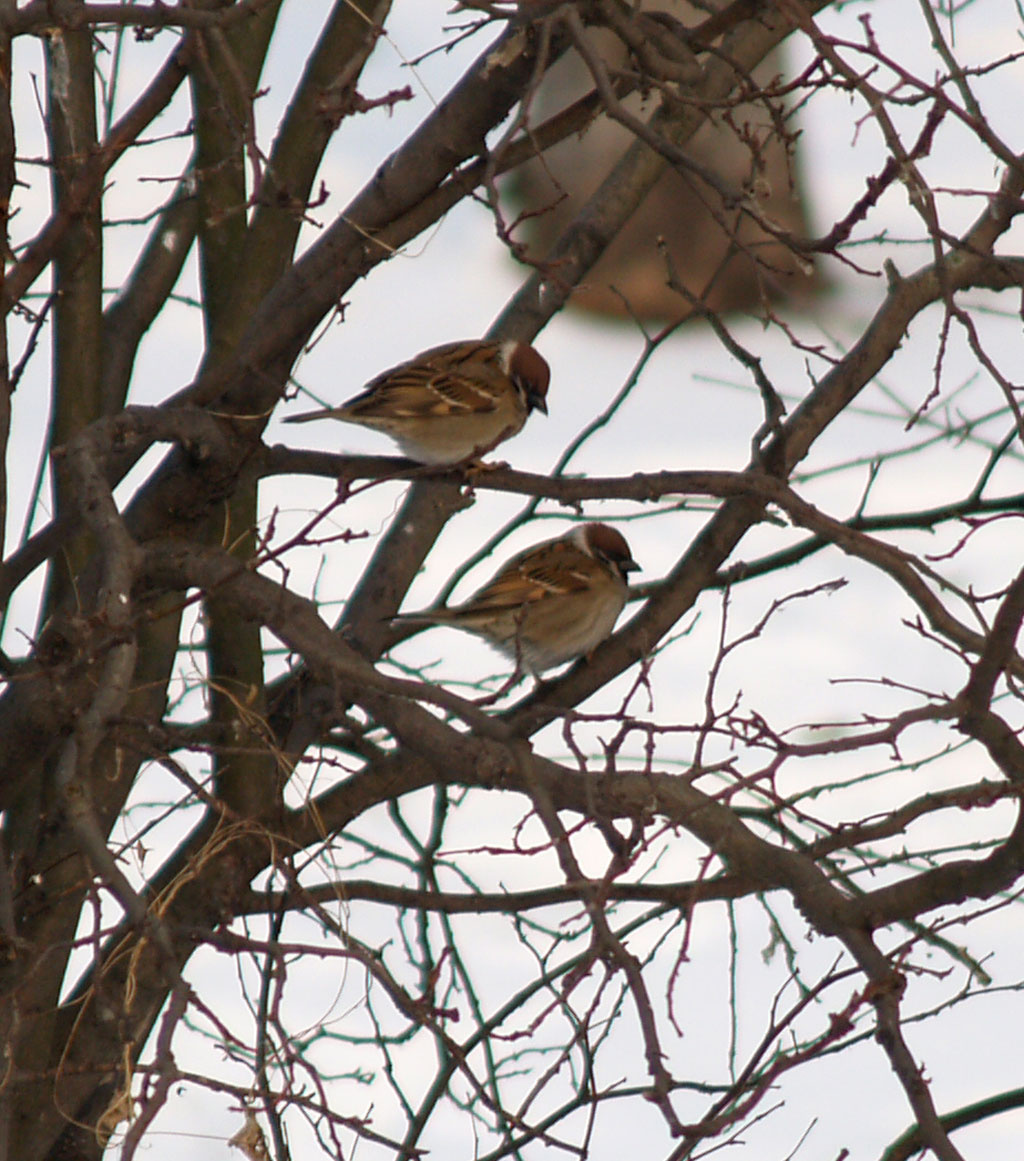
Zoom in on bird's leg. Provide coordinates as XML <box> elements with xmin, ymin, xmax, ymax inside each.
<box><xmin>457</xmin><ymin>424</ymin><xmax>521</xmax><ymax>476</ymax></box>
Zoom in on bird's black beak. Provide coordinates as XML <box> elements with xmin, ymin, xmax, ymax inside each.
<box><xmin>529</xmin><ymin>391</ymin><xmax>548</xmax><ymax>416</ymax></box>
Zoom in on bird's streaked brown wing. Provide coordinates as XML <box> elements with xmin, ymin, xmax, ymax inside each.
<box><xmin>345</xmin><ymin>341</ymin><xmax>505</xmax><ymax>420</ymax></box>
<box><xmin>460</xmin><ymin>540</ymin><xmax>599</xmax><ymax>614</ymax></box>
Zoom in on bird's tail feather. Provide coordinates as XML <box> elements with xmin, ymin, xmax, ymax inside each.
<box><xmin>283</xmin><ymin>407</ymin><xmax>336</xmax><ymax>424</ymax></box>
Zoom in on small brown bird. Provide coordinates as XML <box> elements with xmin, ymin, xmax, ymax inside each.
<box><xmin>284</xmin><ymin>338</ymin><xmax>550</xmax><ymax>465</ymax></box>
<box><xmin>394</xmin><ymin>523</ymin><xmax>639</xmax><ymax>674</ymax></box>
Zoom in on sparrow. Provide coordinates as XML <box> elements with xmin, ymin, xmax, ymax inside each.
<box><xmin>394</xmin><ymin>523</ymin><xmax>639</xmax><ymax>674</ymax></box>
<box><xmin>284</xmin><ymin>338</ymin><xmax>550</xmax><ymax>465</ymax></box>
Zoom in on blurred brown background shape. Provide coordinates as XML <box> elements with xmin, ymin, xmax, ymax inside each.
<box><xmin>509</xmin><ymin>3</ymin><xmax>819</xmax><ymax>320</ymax></box>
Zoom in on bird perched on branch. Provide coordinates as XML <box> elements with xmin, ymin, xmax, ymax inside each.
<box><xmin>394</xmin><ymin>523</ymin><xmax>639</xmax><ymax>674</ymax></box>
<box><xmin>284</xmin><ymin>338</ymin><xmax>550</xmax><ymax>465</ymax></box>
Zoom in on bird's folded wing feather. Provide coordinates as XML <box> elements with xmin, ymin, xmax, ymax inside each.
<box><xmin>348</xmin><ymin>346</ymin><xmax>503</xmax><ymax>419</ymax></box>
<box><xmin>467</xmin><ymin>545</ymin><xmax>598</xmax><ymax>611</ymax></box>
